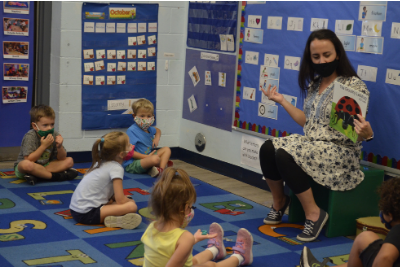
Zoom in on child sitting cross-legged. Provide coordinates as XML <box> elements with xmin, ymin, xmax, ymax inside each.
<box><xmin>70</xmin><ymin>131</ymin><xmax>142</xmax><ymax>229</ymax></box>
<box><xmin>14</xmin><ymin>104</ymin><xmax>79</xmax><ymax>185</ymax></box>
<box><xmin>300</xmin><ymin>177</ymin><xmax>400</xmax><ymax>267</ymax></box>
<box><xmin>123</xmin><ymin>98</ymin><xmax>172</xmax><ymax>178</ymax></box>
<box><xmin>141</xmin><ymin>167</ymin><xmax>254</xmax><ymax>267</ymax></box>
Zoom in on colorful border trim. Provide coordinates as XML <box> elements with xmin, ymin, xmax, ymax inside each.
<box><xmin>360</xmin><ymin>151</ymin><xmax>400</xmax><ymax>170</ymax></box>
<box><xmin>234</xmin><ymin>2</ymin><xmax>397</xmax><ymax>170</ymax></box>
<box><xmin>233</xmin><ymin>1</ymin><xmax>290</xmax><ymax>138</ymax></box>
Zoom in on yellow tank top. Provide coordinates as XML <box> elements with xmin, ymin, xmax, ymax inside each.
<box><xmin>141</xmin><ymin>221</ymin><xmax>193</xmax><ymax>267</ymax></box>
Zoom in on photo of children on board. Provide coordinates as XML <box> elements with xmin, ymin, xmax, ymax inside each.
<box><xmin>3</xmin><ymin>18</ymin><xmax>29</xmax><ymax>36</ymax></box>
<box><xmin>2</xmin><ymin>86</ymin><xmax>27</xmax><ymax>103</ymax></box>
<box><xmin>3</xmin><ymin>1</ymin><xmax>29</xmax><ymax>14</ymax></box>
<box><xmin>3</xmin><ymin>41</ymin><xmax>29</xmax><ymax>59</ymax></box>
<box><xmin>3</xmin><ymin>63</ymin><xmax>29</xmax><ymax>81</ymax></box>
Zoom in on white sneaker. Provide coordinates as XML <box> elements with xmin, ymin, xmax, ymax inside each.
<box><xmin>147</xmin><ymin>166</ymin><xmax>161</xmax><ymax>177</ymax></box>
<box><xmin>104</xmin><ymin>213</ymin><xmax>142</xmax><ymax>230</ymax></box>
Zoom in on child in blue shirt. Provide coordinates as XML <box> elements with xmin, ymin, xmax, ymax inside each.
<box><xmin>123</xmin><ymin>99</ymin><xmax>172</xmax><ymax>177</ymax></box>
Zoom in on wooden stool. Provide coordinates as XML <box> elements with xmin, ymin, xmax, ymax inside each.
<box><xmin>288</xmin><ymin>165</ymin><xmax>384</xmax><ymax>237</ymax></box>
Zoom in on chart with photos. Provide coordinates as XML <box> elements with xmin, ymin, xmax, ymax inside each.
<box><xmin>81</xmin><ymin>3</ymin><xmax>158</xmax><ymax>130</ymax></box>
<box><xmin>1</xmin><ymin>2</ymin><xmax>33</xmax><ymax>148</ymax></box>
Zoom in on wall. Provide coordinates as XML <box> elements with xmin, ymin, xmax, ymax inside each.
<box><xmin>50</xmin><ymin>1</ymin><xmax>188</xmax><ymax>152</ymax></box>
<box><xmin>50</xmin><ymin>1</ymin><xmax>263</xmax><ymax>175</ymax></box>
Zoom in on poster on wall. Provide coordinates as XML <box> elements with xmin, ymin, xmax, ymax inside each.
<box><xmin>81</xmin><ymin>3</ymin><xmax>158</xmax><ymax>130</ymax></box>
<box><xmin>3</xmin><ymin>1</ymin><xmax>29</xmax><ymax>14</ymax></box>
<box><xmin>3</xmin><ymin>63</ymin><xmax>29</xmax><ymax>80</ymax></box>
<box><xmin>2</xmin><ymin>86</ymin><xmax>27</xmax><ymax>103</ymax></box>
<box><xmin>3</xmin><ymin>41</ymin><xmax>29</xmax><ymax>59</ymax></box>
<box><xmin>3</xmin><ymin>18</ymin><xmax>29</xmax><ymax>36</ymax></box>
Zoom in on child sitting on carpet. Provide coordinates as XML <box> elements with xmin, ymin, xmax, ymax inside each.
<box><xmin>14</xmin><ymin>104</ymin><xmax>78</xmax><ymax>185</ymax></box>
<box><xmin>123</xmin><ymin>98</ymin><xmax>172</xmax><ymax>178</ymax></box>
<box><xmin>141</xmin><ymin>167</ymin><xmax>254</xmax><ymax>267</ymax></box>
<box><xmin>300</xmin><ymin>177</ymin><xmax>400</xmax><ymax>267</ymax></box>
<box><xmin>70</xmin><ymin>131</ymin><xmax>142</xmax><ymax>230</ymax></box>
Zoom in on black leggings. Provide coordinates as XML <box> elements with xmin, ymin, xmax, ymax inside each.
<box><xmin>259</xmin><ymin>140</ymin><xmax>311</xmax><ymax>194</ymax></box>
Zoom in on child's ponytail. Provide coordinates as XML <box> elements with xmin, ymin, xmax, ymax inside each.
<box><xmin>87</xmin><ymin>137</ymin><xmax>103</xmax><ymax>174</ymax></box>
<box><xmin>150</xmin><ymin>168</ymin><xmax>196</xmax><ymax>226</ymax></box>
<box><xmin>86</xmin><ymin>132</ymin><xmax>129</xmax><ymax>175</ymax></box>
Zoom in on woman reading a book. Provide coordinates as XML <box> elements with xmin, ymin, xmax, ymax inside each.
<box><xmin>259</xmin><ymin>29</ymin><xmax>374</xmax><ymax>242</ymax></box>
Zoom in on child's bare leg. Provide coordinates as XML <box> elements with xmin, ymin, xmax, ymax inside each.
<box><xmin>45</xmin><ymin>157</ymin><xmax>74</xmax><ymax>173</ymax></box>
<box><xmin>193</xmin><ymin>257</ymin><xmax>239</xmax><ymax>267</ymax></box>
<box><xmin>18</xmin><ymin>160</ymin><xmax>52</xmax><ymax>179</ymax></box>
<box><xmin>155</xmin><ymin>147</ymin><xmax>171</xmax><ymax>169</ymax></box>
<box><xmin>100</xmin><ymin>199</ymin><xmax>137</xmax><ymax>222</ymax></box>
<box><xmin>193</xmin><ymin>250</ymin><xmax>214</xmax><ymax>265</ymax></box>
<box><xmin>336</xmin><ymin>231</ymin><xmax>381</xmax><ymax>267</ymax></box>
<box><xmin>140</xmin><ymin>155</ymin><xmax>161</xmax><ymax>169</ymax></box>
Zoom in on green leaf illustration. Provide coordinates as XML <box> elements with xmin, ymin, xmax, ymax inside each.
<box><xmin>346</xmin><ymin>24</ymin><xmax>352</xmax><ymax>31</ymax></box>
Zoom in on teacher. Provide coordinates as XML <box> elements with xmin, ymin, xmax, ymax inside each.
<box><xmin>259</xmin><ymin>29</ymin><xmax>374</xmax><ymax>242</ymax></box>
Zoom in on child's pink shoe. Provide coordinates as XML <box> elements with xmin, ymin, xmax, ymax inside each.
<box><xmin>232</xmin><ymin>228</ymin><xmax>253</xmax><ymax>265</ymax></box>
<box><xmin>207</xmin><ymin>222</ymin><xmax>226</xmax><ymax>261</ymax></box>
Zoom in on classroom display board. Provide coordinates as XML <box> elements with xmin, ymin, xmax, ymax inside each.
<box><xmin>183</xmin><ymin>49</ymin><xmax>236</xmax><ymax>132</ymax></box>
<box><xmin>81</xmin><ymin>3</ymin><xmax>158</xmax><ymax>130</ymax></box>
<box><xmin>234</xmin><ymin>1</ymin><xmax>400</xmax><ymax>171</ymax></box>
<box><xmin>187</xmin><ymin>1</ymin><xmax>238</xmax><ymax>52</ymax></box>
<box><xmin>0</xmin><ymin>2</ymin><xmax>34</xmax><ymax>147</ymax></box>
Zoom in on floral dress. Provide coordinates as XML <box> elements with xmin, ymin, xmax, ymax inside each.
<box><xmin>272</xmin><ymin>76</ymin><xmax>369</xmax><ymax>191</ymax></box>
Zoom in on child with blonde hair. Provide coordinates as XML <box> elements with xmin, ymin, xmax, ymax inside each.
<box><xmin>123</xmin><ymin>98</ymin><xmax>172</xmax><ymax>177</ymax></box>
<box><xmin>141</xmin><ymin>168</ymin><xmax>254</xmax><ymax>266</ymax></box>
<box><xmin>70</xmin><ymin>131</ymin><xmax>142</xmax><ymax>229</ymax></box>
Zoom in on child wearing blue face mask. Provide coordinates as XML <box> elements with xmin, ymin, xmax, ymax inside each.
<box><xmin>14</xmin><ymin>104</ymin><xmax>78</xmax><ymax>185</ymax></box>
<box><xmin>300</xmin><ymin>178</ymin><xmax>400</xmax><ymax>267</ymax></box>
<box><xmin>123</xmin><ymin>98</ymin><xmax>172</xmax><ymax>177</ymax></box>
<box><xmin>141</xmin><ymin>168</ymin><xmax>254</xmax><ymax>267</ymax></box>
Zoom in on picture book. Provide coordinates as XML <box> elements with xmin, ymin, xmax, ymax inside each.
<box><xmin>329</xmin><ymin>81</ymin><xmax>369</xmax><ymax>143</ymax></box>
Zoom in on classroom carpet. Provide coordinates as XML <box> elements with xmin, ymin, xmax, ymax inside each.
<box><xmin>0</xmin><ymin>162</ymin><xmax>354</xmax><ymax>267</ymax></box>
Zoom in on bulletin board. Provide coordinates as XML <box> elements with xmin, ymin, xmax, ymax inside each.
<box><xmin>187</xmin><ymin>1</ymin><xmax>238</xmax><ymax>52</ymax></box>
<box><xmin>182</xmin><ymin>49</ymin><xmax>236</xmax><ymax>132</ymax></box>
<box><xmin>234</xmin><ymin>1</ymin><xmax>400</xmax><ymax>171</ymax></box>
<box><xmin>81</xmin><ymin>3</ymin><xmax>158</xmax><ymax>130</ymax></box>
<box><xmin>0</xmin><ymin>2</ymin><xmax>34</xmax><ymax>147</ymax></box>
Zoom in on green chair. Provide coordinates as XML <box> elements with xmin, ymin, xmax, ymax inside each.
<box><xmin>288</xmin><ymin>165</ymin><xmax>384</xmax><ymax>238</ymax></box>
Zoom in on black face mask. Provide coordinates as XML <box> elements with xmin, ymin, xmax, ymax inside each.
<box><xmin>312</xmin><ymin>59</ymin><xmax>339</xmax><ymax>78</ymax></box>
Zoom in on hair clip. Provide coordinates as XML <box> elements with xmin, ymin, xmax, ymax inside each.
<box><xmin>100</xmin><ymin>137</ymin><xmax>105</xmax><ymax>143</ymax></box>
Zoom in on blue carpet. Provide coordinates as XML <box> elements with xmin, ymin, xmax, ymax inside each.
<box><xmin>0</xmin><ymin>163</ymin><xmax>353</xmax><ymax>266</ymax></box>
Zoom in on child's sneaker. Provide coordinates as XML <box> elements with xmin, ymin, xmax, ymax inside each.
<box><xmin>104</xmin><ymin>213</ymin><xmax>142</xmax><ymax>230</ymax></box>
<box><xmin>65</xmin><ymin>168</ymin><xmax>79</xmax><ymax>180</ymax></box>
<box><xmin>207</xmin><ymin>222</ymin><xmax>226</xmax><ymax>261</ymax></box>
<box><xmin>300</xmin><ymin>246</ymin><xmax>330</xmax><ymax>267</ymax></box>
<box><xmin>24</xmin><ymin>174</ymin><xmax>37</xmax><ymax>185</ymax></box>
<box><xmin>147</xmin><ymin>166</ymin><xmax>162</xmax><ymax>177</ymax></box>
<box><xmin>232</xmin><ymin>228</ymin><xmax>253</xmax><ymax>265</ymax></box>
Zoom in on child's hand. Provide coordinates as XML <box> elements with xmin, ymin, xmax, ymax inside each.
<box><xmin>152</xmin><ymin>138</ymin><xmax>159</xmax><ymax>148</ymax></box>
<box><xmin>194</xmin><ymin>229</ymin><xmax>217</xmax><ymax>243</ymax></box>
<box><xmin>55</xmin><ymin>135</ymin><xmax>63</xmax><ymax>148</ymax></box>
<box><xmin>147</xmin><ymin>150</ymin><xmax>157</xmax><ymax>157</ymax></box>
<box><xmin>41</xmin><ymin>134</ymin><xmax>54</xmax><ymax>147</ymax></box>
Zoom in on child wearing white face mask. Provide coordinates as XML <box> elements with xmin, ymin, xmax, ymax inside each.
<box><xmin>141</xmin><ymin>168</ymin><xmax>254</xmax><ymax>267</ymax></box>
<box><xmin>123</xmin><ymin>98</ymin><xmax>172</xmax><ymax>177</ymax></box>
